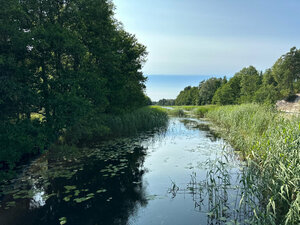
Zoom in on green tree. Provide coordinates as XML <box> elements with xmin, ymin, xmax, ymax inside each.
<box><xmin>157</xmin><ymin>99</ymin><xmax>175</xmax><ymax>106</ymax></box>
<box><xmin>0</xmin><ymin>0</ymin><xmax>47</xmax><ymax>173</ymax></box>
<box><xmin>197</xmin><ymin>77</ymin><xmax>225</xmax><ymax>105</ymax></box>
<box><xmin>0</xmin><ymin>0</ymin><xmax>150</xmax><ymax>176</ymax></box>
<box><xmin>272</xmin><ymin>47</ymin><xmax>300</xmax><ymax>97</ymax></box>
<box><xmin>238</xmin><ymin>66</ymin><xmax>261</xmax><ymax>103</ymax></box>
<box><xmin>212</xmin><ymin>74</ymin><xmax>241</xmax><ymax>105</ymax></box>
<box><xmin>253</xmin><ymin>69</ymin><xmax>280</xmax><ymax>104</ymax></box>
<box><xmin>175</xmin><ymin>86</ymin><xmax>198</xmax><ymax>105</ymax></box>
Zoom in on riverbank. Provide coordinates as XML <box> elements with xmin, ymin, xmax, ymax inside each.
<box><xmin>153</xmin><ymin>105</ymin><xmax>219</xmax><ymax>118</ymax></box>
<box><xmin>205</xmin><ymin>104</ymin><xmax>300</xmax><ymax>224</ymax></box>
<box><xmin>162</xmin><ymin>104</ymin><xmax>300</xmax><ymax>224</ymax></box>
<box><xmin>0</xmin><ymin>116</ymin><xmax>251</xmax><ymax>225</ymax></box>
<box><xmin>62</xmin><ymin>106</ymin><xmax>168</xmax><ymax>145</ymax></box>
<box><xmin>0</xmin><ymin>107</ymin><xmax>168</xmax><ymax>182</ymax></box>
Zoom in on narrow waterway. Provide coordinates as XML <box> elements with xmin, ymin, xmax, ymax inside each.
<box><xmin>0</xmin><ymin>118</ymin><xmax>254</xmax><ymax>225</ymax></box>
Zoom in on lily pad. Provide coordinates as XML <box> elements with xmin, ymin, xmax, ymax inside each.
<box><xmin>59</xmin><ymin>217</ymin><xmax>67</xmax><ymax>225</ymax></box>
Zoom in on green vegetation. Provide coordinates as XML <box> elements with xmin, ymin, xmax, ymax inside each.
<box><xmin>169</xmin><ymin>48</ymin><xmax>300</xmax><ymax>223</ymax></box>
<box><xmin>63</xmin><ymin>106</ymin><xmax>168</xmax><ymax>145</ymax></box>
<box><xmin>152</xmin><ymin>105</ymin><xmax>219</xmax><ymax>118</ymax></box>
<box><xmin>206</xmin><ymin>104</ymin><xmax>300</xmax><ymax>224</ymax></box>
<box><xmin>175</xmin><ymin>47</ymin><xmax>300</xmax><ymax>106</ymax></box>
<box><xmin>172</xmin><ymin>105</ymin><xmax>198</xmax><ymax>111</ymax></box>
<box><xmin>191</xmin><ymin>105</ymin><xmax>220</xmax><ymax>117</ymax></box>
<box><xmin>0</xmin><ymin>0</ymin><xmax>167</xmax><ymax>180</ymax></box>
<box><xmin>168</xmin><ymin>109</ymin><xmax>186</xmax><ymax>117</ymax></box>
<box><xmin>175</xmin><ymin>86</ymin><xmax>199</xmax><ymax>105</ymax></box>
<box><xmin>198</xmin><ymin>77</ymin><xmax>227</xmax><ymax>105</ymax></box>
<box><xmin>155</xmin><ymin>99</ymin><xmax>175</xmax><ymax>106</ymax></box>
<box><xmin>175</xmin><ymin>78</ymin><xmax>227</xmax><ymax>106</ymax></box>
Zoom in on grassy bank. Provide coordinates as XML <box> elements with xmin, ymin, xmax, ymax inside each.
<box><xmin>206</xmin><ymin>104</ymin><xmax>300</xmax><ymax>224</ymax></box>
<box><xmin>155</xmin><ymin>105</ymin><xmax>219</xmax><ymax>117</ymax></box>
<box><xmin>0</xmin><ymin>107</ymin><xmax>168</xmax><ymax>182</ymax></box>
<box><xmin>63</xmin><ymin>106</ymin><xmax>168</xmax><ymax>145</ymax></box>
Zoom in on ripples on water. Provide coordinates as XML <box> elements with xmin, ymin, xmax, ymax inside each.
<box><xmin>0</xmin><ymin>118</ymin><xmax>256</xmax><ymax>225</ymax></box>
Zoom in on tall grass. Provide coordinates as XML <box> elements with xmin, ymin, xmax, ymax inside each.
<box><xmin>64</xmin><ymin>106</ymin><xmax>168</xmax><ymax>145</ymax></box>
<box><xmin>206</xmin><ymin>104</ymin><xmax>300</xmax><ymax>224</ymax></box>
<box><xmin>191</xmin><ymin>105</ymin><xmax>220</xmax><ymax>117</ymax></box>
<box><xmin>151</xmin><ymin>105</ymin><xmax>187</xmax><ymax>117</ymax></box>
<box><xmin>169</xmin><ymin>109</ymin><xmax>186</xmax><ymax>117</ymax></box>
<box><xmin>160</xmin><ymin>105</ymin><xmax>219</xmax><ymax>118</ymax></box>
<box><xmin>172</xmin><ymin>105</ymin><xmax>198</xmax><ymax>111</ymax></box>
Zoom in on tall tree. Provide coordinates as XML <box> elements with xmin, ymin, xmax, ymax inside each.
<box><xmin>175</xmin><ymin>86</ymin><xmax>198</xmax><ymax>105</ymax></box>
<box><xmin>239</xmin><ymin>66</ymin><xmax>261</xmax><ymax>103</ymax></box>
<box><xmin>272</xmin><ymin>47</ymin><xmax>300</xmax><ymax>97</ymax></box>
<box><xmin>0</xmin><ymin>0</ymin><xmax>149</xmax><ymax>173</ymax></box>
<box><xmin>212</xmin><ymin>74</ymin><xmax>241</xmax><ymax>105</ymax></box>
<box><xmin>197</xmin><ymin>77</ymin><xmax>225</xmax><ymax>105</ymax></box>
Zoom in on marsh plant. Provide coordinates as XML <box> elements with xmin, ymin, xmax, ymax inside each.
<box><xmin>183</xmin><ymin>147</ymin><xmax>256</xmax><ymax>225</ymax></box>
<box><xmin>206</xmin><ymin>104</ymin><xmax>300</xmax><ymax>225</ymax></box>
<box><xmin>168</xmin><ymin>109</ymin><xmax>186</xmax><ymax>117</ymax></box>
<box><xmin>63</xmin><ymin>106</ymin><xmax>169</xmax><ymax>145</ymax></box>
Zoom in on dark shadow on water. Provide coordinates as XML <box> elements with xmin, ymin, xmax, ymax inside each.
<box><xmin>0</xmin><ymin>128</ymin><xmax>168</xmax><ymax>225</ymax></box>
<box><xmin>0</xmin><ymin>119</ymin><xmax>257</xmax><ymax>225</ymax></box>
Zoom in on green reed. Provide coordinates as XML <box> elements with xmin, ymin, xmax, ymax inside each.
<box><xmin>206</xmin><ymin>104</ymin><xmax>300</xmax><ymax>225</ymax></box>
<box><xmin>63</xmin><ymin>106</ymin><xmax>169</xmax><ymax>145</ymax></box>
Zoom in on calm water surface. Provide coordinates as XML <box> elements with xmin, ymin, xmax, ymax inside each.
<box><xmin>0</xmin><ymin>118</ymin><xmax>253</xmax><ymax>225</ymax></box>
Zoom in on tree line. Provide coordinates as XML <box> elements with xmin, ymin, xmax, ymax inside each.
<box><xmin>154</xmin><ymin>99</ymin><xmax>175</xmax><ymax>106</ymax></box>
<box><xmin>0</xmin><ymin>0</ymin><xmax>151</xmax><ymax>175</ymax></box>
<box><xmin>174</xmin><ymin>47</ymin><xmax>300</xmax><ymax>106</ymax></box>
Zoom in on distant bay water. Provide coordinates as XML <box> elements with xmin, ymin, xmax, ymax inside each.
<box><xmin>145</xmin><ymin>75</ymin><xmax>227</xmax><ymax>101</ymax></box>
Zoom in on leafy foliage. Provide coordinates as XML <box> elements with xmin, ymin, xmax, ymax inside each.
<box><xmin>175</xmin><ymin>47</ymin><xmax>300</xmax><ymax>106</ymax></box>
<box><xmin>197</xmin><ymin>77</ymin><xmax>226</xmax><ymax>105</ymax></box>
<box><xmin>175</xmin><ymin>86</ymin><xmax>198</xmax><ymax>105</ymax></box>
<box><xmin>212</xmin><ymin>74</ymin><xmax>241</xmax><ymax>105</ymax></box>
<box><xmin>156</xmin><ymin>99</ymin><xmax>175</xmax><ymax>106</ymax></box>
<box><xmin>0</xmin><ymin>0</ymin><xmax>158</xmax><ymax>178</ymax></box>
<box><xmin>272</xmin><ymin>47</ymin><xmax>300</xmax><ymax>97</ymax></box>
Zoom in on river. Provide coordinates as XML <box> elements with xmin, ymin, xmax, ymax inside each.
<box><xmin>0</xmin><ymin>117</ymin><xmax>255</xmax><ymax>225</ymax></box>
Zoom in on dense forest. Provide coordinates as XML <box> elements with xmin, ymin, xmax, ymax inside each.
<box><xmin>174</xmin><ymin>47</ymin><xmax>300</xmax><ymax>106</ymax></box>
<box><xmin>0</xmin><ymin>0</ymin><xmax>167</xmax><ymax>179</ymax></box>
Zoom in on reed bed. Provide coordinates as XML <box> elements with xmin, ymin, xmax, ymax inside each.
<box><xmin>158</xmin><ymin>105</ymin><xmax>219</xmax><ymax>117</ymax></box>
<box><xmin>206</xmin><ymin>104</ymin><xmax>300</xmax><ymax>224</ymax></box>
<box><xmin>192</xmin><ymin>105</ymin><xmax>220</xmax><ymax>117</ymax></box>
<box><xmin>64</xmin><ymin>106</ymin><xmax>168</xmax><ymax>145</ymax></box>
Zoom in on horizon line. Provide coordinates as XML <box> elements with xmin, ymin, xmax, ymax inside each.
<box><xmin>145</xmin><ymin>74</ymin><xmax>229</xmax><ymax>76</ymax></box>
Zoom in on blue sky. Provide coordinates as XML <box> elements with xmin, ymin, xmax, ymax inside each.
<box><xmin>146</xmin><ymin>75</ymin><xmax>224</xmax><ymax>101</ymax></box>
<box><xmin>113</xmin><ymin>0</ymin><xmax>300</xmax><ymax>100</ymax></box>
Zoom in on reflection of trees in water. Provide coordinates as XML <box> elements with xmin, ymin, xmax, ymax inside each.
<box><xmin>0</xmin><ymin>137</ymin><xmax>155</xmax><ymax>225</ymax></box>
<box><xmin>180</xmin><ymin>119</ymin><xmax>220</xmax><ymax>142</ymax></box>
<box><xmin>41</xmin><ymin>146</ymin><xmax>149</xmax><ymax>225</ymax></box>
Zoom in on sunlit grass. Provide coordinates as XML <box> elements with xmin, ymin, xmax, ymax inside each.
<box><xmin>205</xmin><ymin>104</ymin><xmax>300</xmax><ymax>224</ymax></box>
<box><xmin>163</xmin><ymin>105</ymin><xmax>220</xmax><ymax>117</ymax></box>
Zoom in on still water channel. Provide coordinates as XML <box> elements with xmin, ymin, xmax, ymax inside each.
<box><xmin>0</xmin><ymin>118</ymin><xmax>254</xmax><ymax>225</ymax></box>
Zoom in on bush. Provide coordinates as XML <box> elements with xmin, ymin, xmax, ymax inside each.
<box><xmin>0</xmin><ymin>119</ymin><xmax>47</xmax><ymax>181</ymax></box>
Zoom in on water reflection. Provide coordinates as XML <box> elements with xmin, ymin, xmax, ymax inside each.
<box><xmin>0</xmin><ymin>118</ymin><xmax>254</xmax><ymax>225</ymax></box>
<box><xmin>0</xmin><ymin>129</ymin><xmax>168</xmax><ymax>225</ymax></box>
<box><xmin>180</xmin><ymin>118</ymin><xmax>220</xmax><ymax>142</ymax></box>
